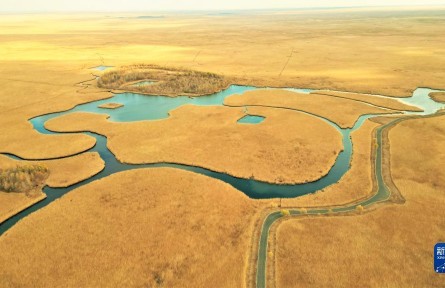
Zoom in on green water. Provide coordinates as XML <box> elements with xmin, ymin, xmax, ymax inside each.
<box><xmin>237</xmin><ymin>115</ymin><xmax>265</xmax><ymax>124</ymax></box>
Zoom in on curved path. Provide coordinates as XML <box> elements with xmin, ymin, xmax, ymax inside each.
<box><xmin>254</xmin><ymin>109</ymin><xmax>445</xmax><ymax>287</ymax></box>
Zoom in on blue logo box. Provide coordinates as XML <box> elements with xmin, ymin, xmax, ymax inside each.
<box><xmin>435</xmin><ymin>243</ymin><xmax>445</xmax><ymax>273</ymax></box>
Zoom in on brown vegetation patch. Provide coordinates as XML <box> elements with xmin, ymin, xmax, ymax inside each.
<box><xmin>98</xmin><ymin>64</ymin><xmax>231</xmax><ymax>96</ymax></box>
<box><xmin>429</xmin><ymin>92</ymin><xmax>445</xmax><ymax>103</ymax></box>
<box><xmin>0</xmin><ymin>168</ymin><xmax>266</xmax><ymax>287</ymax></box>
<box><xmin>225</xmin><ymin>89</ymin><xmax>395</xmax><ymax>128</ymax></box>
<box><xmin>45</xmin><ymin>105</ymin><xmax>343</xmax><ymax>184</ymax></box>
<box><xmin>98</xmin><ymin>102</ymin><xmax>124</xmax><ymax>109</ymax></box>
<box><xmin>0</xmin><ymin>152</ymin><xmax>105</xmax><ymax>188</ymax></box>
<box><xmin>0</xmin><ymin>164</ymin><xmax>48</xmax><ymax>193</ymax></box>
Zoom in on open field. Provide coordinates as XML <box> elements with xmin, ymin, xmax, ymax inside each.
<box><xmin>2</xmin><ymin>8</ymin><xmax>445</xmax><ymax>96</ymax></box>
<box><xmin>0</xmin><ymin>63</ymin><xmax>111</xmax><ymax>159</ymax></box>
<box><xmin>0</xmin><ymin>191</ymin><xmax>46</xmax><ymax>224</ymax></box>
<box><xmin>274</xmin><ymin>114</ymin><xmax>445</xmax><ymax>287</ymax></box>
<box><xmin>0</xmin><ymin>7</ymin><xmax>445</xmax><ymax>287</ymax></box>
<box><xmin>0</xmin><ymin>168</ymin><xmax>271</xmax><ymax>287</ymax></box>
<box><xmin>225</xmin><ymin>89</ymin><xmax>394</xmax><ymax>128</ymax></box>
<box><xmin>45</xmin><ymin>105</ymin><xmax>342</xmax><ymax>184</ymax></box>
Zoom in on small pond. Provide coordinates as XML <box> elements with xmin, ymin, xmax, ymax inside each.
<box><xmin>237</xmin><ymin>115</ymin><xmax>265</xmax><ymax>124</ymax></box>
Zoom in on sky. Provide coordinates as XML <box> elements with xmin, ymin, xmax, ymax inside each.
<box><xmin>1</xmin><ymin>0</ymin><xmax>445</xmax><ymax>12</ymax></box>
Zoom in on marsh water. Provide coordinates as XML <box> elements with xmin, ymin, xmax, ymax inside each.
<box><xmin>237</xmin><ymin>115</ymin><xmax>266</xmax><ymax>124</ymax></box>
<box><xmin>1</xmin><ymin>85</ymin><xmax>444</xmax><ymax>235</ymax></box>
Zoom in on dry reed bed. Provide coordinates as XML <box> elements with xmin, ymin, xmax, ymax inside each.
<box><xmin>0</xmin><ymin>164</ymin><xmax>48</xmax><ymax>223</ymax></box>
<box><xmin>281</xmin><ymin>119</ymin><xmax>380</xmax><ymax>207</ymax></box>
<box><xmin>0</xmin><ymin>168</ymin><xmax>271</xmax><ymax>287</ymax></box>
<box><xmin>0</xmin><ymin>63</ymin><xmax>112</xmax><ymax>160</ymax></box>
<box><xmin>225</xmin><ymin>90</ymin><xmax>396</xmax><ymax>129</ymax></box>
<box><xmin>0</xmin><ymin>152</ymin><xmax>105</xmax><ymax>222</ymax></box>
<box><xmin>45</xmin><ymin>105</ymin><xmax>343</xmax><ymax>185</ymax></box>
<box><xmin>312</xmin><ymin>90</ymin><xmax>422</xmax><ymax>112</ymax></box>
<box><xmin>274</xmin><ymin>114</ymin><xmax>445</xmax><ymax>287</ymax></box>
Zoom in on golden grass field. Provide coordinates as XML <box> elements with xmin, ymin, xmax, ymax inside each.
<box><xmin>0</xmin><ymin>168</ymin><xmax>268</xmax><ymax>287</ymax></box>
<box><xmin>274</xmin><ymin>115</ymin><xmax>445</xmax><ymax>287</ymax></box>
<box><xmin>281</xmin><ymin>119</ymin><xmax>380</xmax><ymax>207</ymax></box>
<box><xmin>312</xmin><ymin>90</ymin><xmax>422</xmax><ymax>112</ymax></box>
<box><xmin>225</xmin><ymin>90</ymin><xmax>395</xmax><ymax>128</ymax></box>
<box><xmin>44</xmin><ymin>105</ymin><xmax>342</xmax><ymax>184</ymax></box>
<box><xmin>0</xmin><ymin>152</ymin><xmax>105</xmax><ymax>222</ymax></box>
<box><xmin>1</xmin><ymin>8</ymin><xmax>445</xmax><ymax>96</ymax></box>
<box><xmin>1</xmin><ymin>6</ymin><xmax>445</xmax><ymax>287</ymax></box>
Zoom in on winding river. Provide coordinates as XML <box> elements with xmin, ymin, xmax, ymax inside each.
<box><xmin>0</xmin><ymin>80</ymin><xmax>444</xmax><ymax>287</ymax></box>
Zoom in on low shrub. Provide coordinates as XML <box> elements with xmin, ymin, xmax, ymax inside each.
<box><xmin>98</xmin><ymin>64</ymin><xmax>230</xmax><ymax>96</ymax></box>
<box><xmin>280</xmin><ymin>209</ymin><xmax>291</xmax><ymax>216</ymax></box>
<box><xmin>0</xmin><ymin>165</ymin><xmax>49</xmax><ymax>193</ymax></box>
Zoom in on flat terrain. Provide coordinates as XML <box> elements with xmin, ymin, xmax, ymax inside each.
<box><xmin>0</xmin><ymin>152</ymin><xmax>105</xmax><ymax>188</ymax></box>
<box><xmin>0</xmin><ymin>7</ymin><xmax>444</xmax><ymax>287</ymax></box>
<box><xmin>274</xmin><ymin>114</ymin><xmax>445</xmax><ymax>287</ymax></box>
<box><xmin>1</xmin><ymin>8</ymin><xmax>445</xmax><ymax>96</ymax></box>
<box><xmin>281</xmin><ymin>119</ymin><xmax>380</xmax><ymax>207</ymax></box>
<box><xmin>45</xmin><ymin>105</ymin><xmax>342</xmax><ymax>184</ymax></box>
<box><xmin>0</xmin><ymin>191</ymin><xmax>46</xmax><ymax>224</ymax></box>
<box><xmin>225</xmin><ymin>90</ymin><xmax>395</xmax><ymax>128</ymax></box>
<box><xmin>0</xmin><ymin>152</ymin><xmax>105</xmax><ymax>222</ymax></box>
<box><xmin>312</xmin><ymin>90</ymin><xmax>422</xmax><ymax>112</ymax></box>
<box><xmin>0</xmin><ymin>168</ymin><xmax>268</xmax><ymax>287</ymax></box>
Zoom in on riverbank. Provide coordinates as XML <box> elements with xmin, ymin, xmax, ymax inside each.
<box><xmin>44</xmin><ymin>105</ymin><xmax>343</xmax><ymax>185</ymax></box>
<box><xmin>258</xmin><ymin>112</ymin><xmax>444</xmax><ymax>288</ymax></box>
<box><xmin>0</xmin><ymin>192</ymin><xmax>46</xmax><ymax>224</ymax></box>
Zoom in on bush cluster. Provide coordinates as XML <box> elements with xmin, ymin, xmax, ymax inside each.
<box><xmin>98</xmin><ymin>64</ymin><xmax>229</xmax><ymax>96</ymax></box>
<box><xmin>0</xmin><ymin>165</ymin><xmax>49</xmax><ymax>193</ymax></box>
